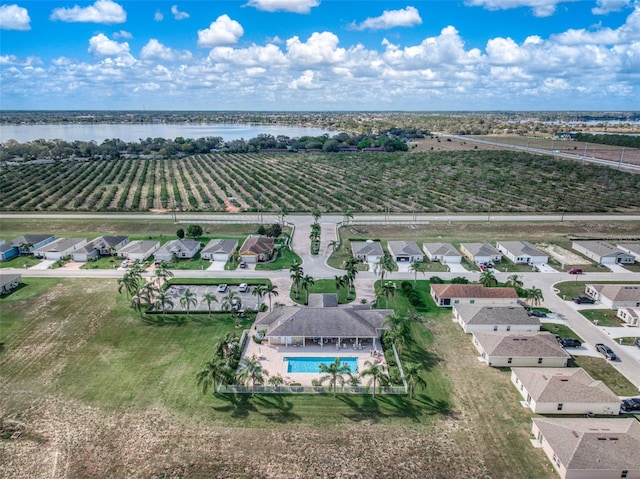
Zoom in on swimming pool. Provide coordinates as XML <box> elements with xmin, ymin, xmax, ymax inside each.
<box><xmin>285</xmin><ymin>356</ymin><xmax>358</xmax><ymax>374</ymax></box>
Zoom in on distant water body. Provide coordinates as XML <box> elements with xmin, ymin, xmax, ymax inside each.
<box><xmin>0</xmin><ymin>123</ymin><xmax>334</xmax><ymax>143</ymax></box>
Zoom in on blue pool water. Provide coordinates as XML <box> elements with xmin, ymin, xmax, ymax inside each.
<box><xmin>285</xmin><ymin>357</ymin><xmax>358</xmax><ymax>374</ymax></box>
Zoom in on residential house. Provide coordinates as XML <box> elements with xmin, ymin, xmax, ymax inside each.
<box><xmin>254</xmin><ymin>299</ymin><xmax>393</xmax><ymax>349</ymax></box>
<box><xmin>617</xmin><ymin>307</ymin><xmax>640</xmax><ymax>326</ymax></box>
<box><xmin>97</xmin><ymin>236</ymin><xmax>130</xmax><ymax>256</ymax></box>
<box><xmin>460</xmin><ymin>243</ymin><xmax>502</xmax><ymax>265</ymax></box>
<box><xmin>572</xmin><ymin>240</ymin><xmax>635</xmax><ymax>265</ymax></box>
<box><xmin>0</xmin><ymin>273</ymin><xmax>21</xmax><ymax>294</ymax></box>
<box><xmin>617</xmin><ymin>243</ymin><xmax>640</xmax><ymax>262</ymax></box>
<box><xmin>0</xmin><ymin>234</ymin><xmax>56</xmax><ymax>261</ymax></box>
<box><xmin>71</xmin><ymin>235</ymin><xmax>130</xmax><ymax>262</ymax></box>
<box><xmin>511</xmin><ymin>368</ymin><xmax>620</xmax><ymax>415</ymax></box>
<box><xmin>239</xmin><ymin>235</ymin><xmax>275</xmax><ymax>263</ymax></box>
<box><xmin>585</xmin><ymin>284</ymin><xmax>640</xmax><ymax>308</ymax></box>
<box><xmin>531</xmin><ymin>417</ymin><xmax>640</xmax><ymax>479</ymax></box>
<box><xmin>71</xmin><ymin>238</ymin><xmax>102</xmax><ymax>262</ymax></box>
<box><xmin>423</xmin><ymin>243</ymin><xmax>462</xmax><ymax>264</ymax></box>
<box><xmin>201</xmin><ymin>238</ymin><xmax>238</xmax><ymax>262</ymax></box>
<box><xmin>33</xmin><ymin>237</ymin><xmax>87</xmax><ymax>260</ymax></box>
<box><xmin>452</xmin><ymin>304</ymin><xmax>540</xmax><ymax>333</ymax></box>
<box><xmin>430</xmin><ymin>283</ymin><xmax>519</xmax><ymax>307</ymax></box>
<box><xmin>117</xmin><ymin>240</ymin><xmax>161</xmax><ymax>262</ymax></box>
<box><xmin>496</xmin><ymin>241</ymin><xmax>548</xmax><ymax>265</ymax></box>
<box><xmin>387</xmin><ymin>241</ymin><xmax>424</xmax><ymax>263</ymax></box>
<box><xmin>154</xmin><ymin>239</ymin><xmax>201</xmax><ymax>263</ymax></box>
<box><xmin>351</xmin><ymin>241</ymin><xmax>384</xmax><ymax>263</ymax></box>
<box><xmin>472</xmin><ymin>331</ymin><xmax>570</xmax><ymax>367</ymax></box>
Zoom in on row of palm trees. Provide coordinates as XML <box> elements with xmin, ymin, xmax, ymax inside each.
<box><xmin>289</xmin><ymin>262</ymin><xmax>315</xmax><ymax>304</ymax></box>
<box><xmin>478</xmin><ymin>271</ymin><xmax>544</xmax><ymax>306</ymax></box>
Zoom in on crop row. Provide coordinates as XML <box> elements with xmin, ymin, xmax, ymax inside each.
<box><xmin>1</xmin><ymin>151</ymin><xmax>640</xmax><ymax>213</ymax></box>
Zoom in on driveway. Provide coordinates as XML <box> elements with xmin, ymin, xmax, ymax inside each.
<box><xmin>536</xmin><ymin>263</ymin><xmax>558</xmax><ymax>273</ymax></box>
<box><xmin>28</xmin><ymin>260</ymin><xmax>55</xmax><ymax>270</ymax></box>
<box><xmin>607</xmin><ymin>263</ymin><xmax>631</xmax><ymax>273</ymax></box>
<box><xmin>447</xmin><ymin>263</ymin><xmax>467</xmax><ymax>273</ymax></box>
<box><xmin>206</xmin><ymin>261</ymin><xmax>227</xmax><ymax>271</ymax></box>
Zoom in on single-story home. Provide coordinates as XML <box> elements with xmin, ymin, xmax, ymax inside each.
<box><xmin>423</xmin><ymin>243</ymin><xmax>462</xmax><ymax>264</ymax></box>
<box><xmin>617</xmin><ymin>307</ymin><xmax>640</xmax><ymax>326</ymax></box>
<box><xmin>33</xmin><ymin>237</ymin><xmax>87</xmax><ymax>260</ymax></box>
<box><xmin>572</xmin><ymin>240</ymin><xmax>635</xmax><ymax>265</ymax></box>
<box><xmin>351</xmin><ymin>241</ymin><xmax>384</xmax><ymax>264</ymax></box>
<box><xmin>239</xmin><ymin>235</ymin><xmax>275</xmax><ymax>263</ymax></box>
<box><xmin>0</xmin><ymin>273</ymin><xmax>21</xmax><ymax>294</ymax></box>
<box><xmin>452</xmin><ymin>304</ymin><xmax>540</xmax><ymax>333</ymax></box>
<box><xmin>71</xmin><ymin>235</ymin><xmax>130</xmax><ymax>262</ymax></box>
<box><xmin>585</xmin><ymin>284</ymin><xmax>640</xmax><ymax>308</ymax></box>
<box><xmin>201</xmin><ymin>238</ymin><xmax>238</xmax><ymax>262</ymax></box>
<box><xmin>431</xmin><ymin>283</ymin><xmax>519</xmax><ymax>307</ymax></box>
<box><xmin>387</xmin><ymin>241</ymin><xmax>423</xmax><ymax>263</ymax></box>
<box><xmin>97</xmin><ymin>235</ymin><xmax>130</xmax><ymax>256</ymax></box>
<box><xmin>496</xmin><ymin>241</ymin><xmax>548</xmax><ymax>265</ymax></box>
<box><xmin>459</xmin><ymin>243</ymin><xmax>502</xmax><ymax>264</ymax></box>
<box><xmin>531</xmin><ymin>417</ymin><xmax>640</xmax><ymax>479</ymax></box>
<box><xmin>154</xmin><ymin>239</ymin><xmax>201</xmax><ymax>263</ymax></box>
<box><xmin>0</xmin><ymin>234</ymin><xmax>56</xmax><ymax>261</ymax></box>
<box><xmin>617</xmin><ymin>243</ymin><xmax>640</xmax><ymax>262</ymax></box>
<box><xmin>511</xmin><ymin>368</ymin><xmax>620</xmax><ymax>415</ymax></box>
<box><xmin>472</xmin><ymin>331</ymin><xmax>570</xmax><ymax>367</ymax></box>
<box><xmin>254</xmin><ymin>296</ymin><xmax>393</xmax><ymax>348</ymax></box>
<box><xmin>118</xmin><ymin>240</ymin><xmax>161</xmax><ymax>262</ymax></box>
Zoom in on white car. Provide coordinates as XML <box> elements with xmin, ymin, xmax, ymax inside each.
<box><xmin>217</xmin><ymin>284</ymin><xmax>228</xmax><ymax>293</ymax></box>
<box><xmin>238</xmin><ymin>283</ymin><xmax>249</xmax><ymax>293</ymax></box>
<box><xmin>120</xmin><ymin>260</ymin><xmax>129</xmax><ymax>268</ymax></box>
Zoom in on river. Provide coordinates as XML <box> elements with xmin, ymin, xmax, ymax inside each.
<box><xmin>0</xmin><ymin>123</ymin><xmax>334</xmax><ymax>143</ymax></box>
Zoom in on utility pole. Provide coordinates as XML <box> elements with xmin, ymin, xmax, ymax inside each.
<box><xmin>618</xmin><ymin>147</ymin><xmax>625</xmax><ymax>170</ymax></box>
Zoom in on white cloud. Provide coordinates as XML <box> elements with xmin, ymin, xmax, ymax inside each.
<box><xmin>351</xmin><ymin>6</ymin><xmax>422</xmax><ymax>31</ymax></box>
<box><xmin>0</xmin><ymin>4</ymin><xmax>30</xmax><ymax>30</ymax></box>
<box><xmin>0</xmin><ymin>54</ymin><xmax>40</xmax><ymax>65</ymax></box>
<box><xmin>50</xmin><ymin>0</ymin><xmax>126</xmax><ymax>24</ymax></box>
<box><xmin>154</xmin><ymin>10</ymin><xmax>163</xmax><ymax>21</ymax></box>
<box><xmin>140</xmin><ymin>39</ymin><xmax>192</xmax><ymax>62</ymax></box>
<box><xmin>465</xmin><ymin>0</ymin><xmax>570</xmax><ymax>17</ymax></box>
<box><xmin>592</xmin><ymin>0</ymin><xmax>630</xmax><ymax>15</ymax></box>
<box><xmin>288</xmin><ymin>70</ymin><xmax>321</xmax><ymax>89</ymax></box>
<box><xmin>286</xmin><ymin>32</ymin><xmax>346</xmax><ymax>65</ymax></box>
<box><xmin>208</xmin><ymin>43</ymin><xmax>287</xmax><ymax>66</ymax></box>
<box><xmin>245</xmin><ymin>0</ymin><xmax>320</xmax><ymax>13</ymax></box>
<box><xmin>88</xmin><ymin>33</ymin><xmax>130</xmax><ymax>56</ymax></box>
<box><xmin>113</xmin><ymin>30</ymin><xmax>132</xmax><ymax>39</ymax></box>
<box><xmin>171</xmin><ymin>5</ymin><xmax>189</xmax><ymax>20</ymax></box>
<box><xmin>197</xmin><ymin>15</ymin><xmax>244</xmax><ymax>47</ymax></box>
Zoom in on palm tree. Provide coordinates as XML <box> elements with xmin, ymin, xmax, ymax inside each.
<box><xmin>278</xmin><ymin>206</ymin><xmax>289</xmax><ymax>226</ymax></box>
<box><xmin>402</xmin><ymin>362</ymin><xmax>427</xmax><ymax>399</ymax></box>
<box><xmin>379</xmin><ymin>281</ymin><xmax>396</xmax><ymax>309</ymax></box>
<box><xmin>478</xmin><ymin>269</ymin><xmax>498</xmax><ymax>287</ymax></box>
<box><xmin>526</xmin><ymin>287</ymin><xmax>544</xmax><ymax>307</ymax></box>
<box><xmin>138</xmin><ymin>281</ymin><xmax>158</xmax><ymax>308</ymax></box>
<box><xmin>373</xmin><ymin>254</ymin><xmax>395</xmax><ymax>281</ymax></box>
<box><xmin>264</xmin><ymin>284</ymin><xmax>279</xmax><ymax>312</ymax></box>
<box><xmin>155</xmin><ymin>291</ymin><xmax>174</xmax><ymax>316</ymax></box>
<box><xmin>409</xmin><ymin>261</ymin><xmax>428</xmax><ymax>287</ymax></box>
<box><xmin>301</xmin><ymin>274</ymin><xmax>315</xmax><ymax>305</ymax></box>
<box><xmin>360</xmin><ymin>360</ymin><xmax>389</xmax><ymax>398</ymax></box>
<box><xmin>196</xmin><ymin>356</ymin><xmax>229</xmax><ymax>394</ymax></box>
<box><xmin>130</xmin><ymin>293</ymin><xmax>145</xmax><ymax>317</ymax></box>
<box><xmin>384</xmin><ymin>313</ymin><xmax>415</xmax><ymax>353</ymax></box>
<box><xmin>342</xmin><ymin>209</ymin><xmax>353</xmax><ymax>224</ymax></box>
<box><xmin>221</xmin><ymin>291</ymin><xmax>241</xmax><ymax>313</ymax></box>
<box><xmin>311</xmin><ymin>206</ymin><xmax>321</xmax><ymax>223</ymax></box>
<box><xmin>505</xmin><ymin>274</ymin><xmax>523</xmax><ymax>291</ymax></box>
<box><xmin>202</xmin><ymin>293</ymin><xmax>218</xmax><ymax>318</ymax></box>
<box><xmin>290</xmin><ymin>262</ymin><xmax>304</xmax><ymax>299</ymax></box>
<box><xmin>319</xmin><ymin>357</ymin><xmax>352</xmax><ymax>397</ymax></box>
<box><xmin>154</xmin><ymin>261</ymin><xmax>174</xmax><ymax>285</ymax></box>
<box><xmin>236</xmin><ymin>355</ymin><xmax>269</xmax><ymax>396</ymax></box>
<box><xmin>328</xmin><ymin>240</ymin><xmax>339</xmax><ymax>252</ymax></box>
<box><xmin>252</xmin><ymin>283</ymin><xmax>267</xmax><ymax>310</ymax></box>
<box><xmin>117</xmin><ymin>271</ymin><xmax>140</xmax><ymax>299</ymax></box>
<box><xmin>180</xmin><ymin>288</ymin><xmax>197</xmax><ymax>316</ymax></box>
<box><xmin>343</xmin><ymin>257</ymin><xmax>359</xmax><ymax>298</ymax></box>
<box><xmin>334</xmin><ymin>275</ymin><xmax>346</xmax><ymax>298</ymax></box>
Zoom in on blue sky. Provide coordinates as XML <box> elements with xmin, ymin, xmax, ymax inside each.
<box><xmin>1</xmin><ymin>0</ymin><xmax>639</xmax><ymax>110</ymax></box>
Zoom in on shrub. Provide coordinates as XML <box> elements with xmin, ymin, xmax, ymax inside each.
<box><xmin>429</xmin><ymin>276</ymin><xmax>444</xmax><ymax>284</ymax></box>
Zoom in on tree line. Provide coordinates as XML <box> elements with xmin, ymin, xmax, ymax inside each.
<box><xmin>574</xmin><ymin>133</ymin><xmax>640</xmax><ymax>149</ymax></box>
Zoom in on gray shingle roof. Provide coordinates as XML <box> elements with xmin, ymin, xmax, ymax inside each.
<box><xmin>460</xmin><ymin>243</ymin><xmax>501</xmax><ymax>258</ymax></box>
<box><xmin>588</xmin><ymin>284</ymin><xmax>640</xmax><ymax>302</ymax></box>
<box><xmin>512</xmin><ymin>368</ymin><xmax>619</xmax><ymax>403</ymax></box>
<box><xmin>351</xmin><ymin>241</ymin><xmax>384</xmax><ymax>257</ymax></box>
<box><xmin>455</xmin><ymin>304</ymin><xmax>539</xmax><ymax>326</ymax></box>
<box><xmin>156</xmin><ymin>239</ymin><xmax>200</xmax><ymax>256</ymax></box>
<box><xmin>387</xmin><ymin>241</ymin><xmax>422</xmax><ymax>257</ymax></box>
<box><xmin>573</xmin><ymin>240</ymin><xmax>629</xmax><ymax>258</ymax></box>
<box><xmin>533</xmin><ymin>417</ymin><xmax>640</xmax><ymax>470</ymax></box>
<box><xmin>474</xmin><ymin>331</ymin><xmax>569</xmax><ymax>358</ymax></box>
<box><xmin>118</xmin><ymin>240</ymin><xmax>160</xmax><ymax>255</ymax></box>
<box><xmin>498</xmin><ymin>241</ymin><xmax>546</xmax><ymax>257</ymax></box>
<box><xmin>11</xmin><ymin>234</ymin><xmax>55</xmax><ymax>246</ymax></box>
<box><xmin>202</xmin><ymin>238</ymin><xmax>238</xmax><ymax>255</ymax></box>
<box><xmin>35</xmin><ymin>237</ymin><xmax>85</xmax><ymax>253</ymax></box>
<box><xmin>431</xmin><ymin>283</ymin><xmax>519</xmax><ymax>299</ymax></box>
<box><xmin>423</xmin><ymin>243</ymin><xmax>460</xmax><ymax>257</ymax></box>
<box><xmin>0</xmin><ymin>273</ymin><xmax>21</xmax><ymax>288</ymax></box>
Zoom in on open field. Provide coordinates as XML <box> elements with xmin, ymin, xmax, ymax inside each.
<box><xmin>0</xmin><ymin>277</ymin><xmax>556</xmax><ymax>478</ymax></box>
<box><xmin>2</xmin><ymin>150</ymin><xmax>640</xmax><ymax>214</ymax></box>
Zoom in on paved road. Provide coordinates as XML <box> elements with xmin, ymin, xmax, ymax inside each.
<box><xmin>4</xmin><ymin>212</ymin><xmax>640</xmax><ymax>390</ymax></box>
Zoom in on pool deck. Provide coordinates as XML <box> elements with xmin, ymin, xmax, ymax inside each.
<box><xmin>243</xmin><ymin>334</ymin><xmax>386</xmax><ymax>386</ymax></box>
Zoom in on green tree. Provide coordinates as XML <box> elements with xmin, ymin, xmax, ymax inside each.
<box><xmin>267</xmin><ymin>373</ymin><xmax>285</xmax><ymax>390</ymax></box>
<box><xmin>342</xmin><ymin>209</ymin><xmax>353</xmax><ymax>224</ymax></box>
<box><xmin>402</xmin><ymin>362</ymin><xmax>427</xmax><ymax>399</ymax></box>
<box><xmin>202</xmin><ymin>293</ymin><xmax>218</xmax><ymax>318</ymax></box>
<box><xmin>361</xmin><ymin>360</ymin><xmax>389</xmax><ymax>398</ymax></box>
<box><xmin>312</xmin><ymin>206</ymin><xmax>321</xmax><ymax>223</ymax></box>
<box><xmin>176</xmin><ymin>228</ymin><xmax>185</xmax><ymax>239</ymax></box>
<box><xmin>409</xmin><ymin>261</ymin><xmax>428</xmax><ymax>287</ymax></box>
<box><xmin>379</xmin><ymin>281</ymin><xmax>396</xmax><ymax>309</ymax></box>
<box><xmin>526</xmin><ymin>287</ymin><xmax>544</xmax><ymax>307</ymax></box>
<box><xmin>319</xmin><ymin>357</ymin><xmax>352</xmax><ymax>397</ymax></box>
<box><xmin>334</xmin><ymin>275</ymin><xmax>346</xmax><ymax>297</ymax></box>
<box><xmin>180</xmin><ymin>288</ymin><xmax>197</xmax><ymax>316</ymax></box>
<box><xmin>290</xmin><ymin>262</ymin><xmax>304</xmax><ymax>299</ymax></box>
<box><xmin>236</xmin><ymin>355</ymin><xmax>269</xmax><ymax>396</ymax></box>
<box><xmin>252</xmin><ymin>283</ymin><xmax>267</xmax><ymax>310</ymax></box>
<box><xmin>196</xmin><ymin>356</ymin><xmax>229</xmax><ymax>394</ymax></box>
<box><xmin>186</xmin><ymin>224</ymin><xmax>203</xmax><ymax>238</ymax></box>
<box><xmin>374</xmin><ymin>254</ymin><xmax>395</xmax><ymax>282</ymax></box>
<box><xmin>301</xmin><ymin>274</ymin><xmax>315</xmax><ymax>305</ymax></box>
<box><xmin>155</xmin><ymin>291</ymin><xmax>174</xmax><ymax>316</ymax></box>
<box><xmin>154</xmin><ymin>261</ymin><xmax>174</xmax><ymax>284</ymax></box>
<box><xmin>117</xmin><ymin>270</ymin><xmax>140</xmax><ymax>299</ymax></box>
<box><xmin>328</xmin><ymin>240</ymin><xmax>339</xmax><ymax>251</ymax></box>
<box><xmin>506</xmin><ymin>274</ymin><xmax>523</xmax><ymax>291</ymax></box>
<box><xmin>264</xmin><ymin>284</ymin><xmax>279</xmax><ymax>312</ymax></box>
<box><xmin>343</xmin><ymin>258</ymin><xmax>359</xmax><ymax>299</ymax></box>
<box><xmin>479</xmin><ymin>269</ymin><xmax>498</xmax><ymax>287</ymax></box>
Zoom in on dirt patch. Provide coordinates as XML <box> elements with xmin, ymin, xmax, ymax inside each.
<box><xmin>537</xmin><ymin>243</ymin><xmax>590</xmax><ymax>265</ymax></box>
<box><xmin>149</xmin><ymin>208</ymin><xmax>171</xmax><ymax>214</ymax></box>
<box><xmin>224</xmin><ymin>199</ymin><xmax>241</xmax><ymax>213</ymax></box>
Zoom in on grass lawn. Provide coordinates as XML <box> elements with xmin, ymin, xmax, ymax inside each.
<box><xmin>289</xmin><ymin>279</ymin><xmax>354</xmax><ymax>305</ymax></box>
<box><xmin>255</xmin><ymin>247</ymin><xmax>301</xmax><ymax>271</ymax></box>
<box><xmin>571</xmin><ymin>356</ymin><xmax>639</xmax><ymax>396</ymax></box>
<box><xmin>580</xmin><ymin>309</ymin><xmax>624</xmax><ymax>327</ymax></box>
<box><xmin>0</xmin><ymin>255</ymin><xmax>42</xmax><ymax>269</ymax></box>
<box><xmin>554</xmin><ymin>280</ymin><xmax>640</xmax><ymax>300</ymax></box>
<box><xmin>540</xmin><ymin>322</ymin><xmax>583</xmax><ymax>341</ymax></box>
<box><xmin>618</xmin><ymin>336</ymin><xmax>640</xmax><ymax>346</ymax></box>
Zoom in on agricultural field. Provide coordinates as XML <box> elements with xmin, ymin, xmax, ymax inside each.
<box><xmin>0</xmin><ymin>278</ymin><xmax>554</xmax><ymax>479</ymax></box>
<box><xmin>2</xmin><ymin>150</ymin><xmax>640</xmax><ymax>213</ymax></box>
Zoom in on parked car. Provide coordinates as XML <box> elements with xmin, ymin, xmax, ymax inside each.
<box><xmin>239</xmin><ymin>261</ymin><xmax>247</xmax><ymax>269</ymax></box>
<box><xmin>621</xmin><ymin>397</ymin><xmax>640</xmax><ymax>412</ymax></box>
<box><xmin>636</xmin><ymin>338</ymin><xmax>640</xmax><ymax>349</ymax></box>
<box><xmin>217</xmin><ymin>284</ymin><xmax>228</xmax><ymax>293</ymax></box>
<box><xmin>528</xmin><ymin>310</ymin><xmax>547</xmax><ymax>318</ymax></box>
<box><xmin>567</xmin><ymin>268</ymin><xmax>583</xmax><ymax>274</ymax></box>
<box><xmin>557</xmin><ymin>337</ymin><xmax>582</xmax><ymax>348</ymax></box>
<box><xmin>573</xmin><ymin>295</ymin><xmax>595</xmax><ymax>304</ymax></box>
<box><xmin>595</xmin><ymin>343</ymin><xmax>617</xmax><ymax>360</ymax></box>
<box><xmin>238</xmin><ymin>283</ymin><xmax>249</xmax><ymax>293</ymax></box>
<box><xmin>120</xmin><ymin>260</ymin><xmax>129</xmax><ymax>268</ymax></box>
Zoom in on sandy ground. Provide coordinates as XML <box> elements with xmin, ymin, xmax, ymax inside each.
<box><xmin>537</xmin><ymin>243</ymin><xmax>591</xmax><ymax>265</ymax></box>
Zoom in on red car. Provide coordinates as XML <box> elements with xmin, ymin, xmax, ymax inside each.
<box><xmin>568</xmin><ymin>268</ymin><xmax>583</xmax><ymax>274</ymax></box>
